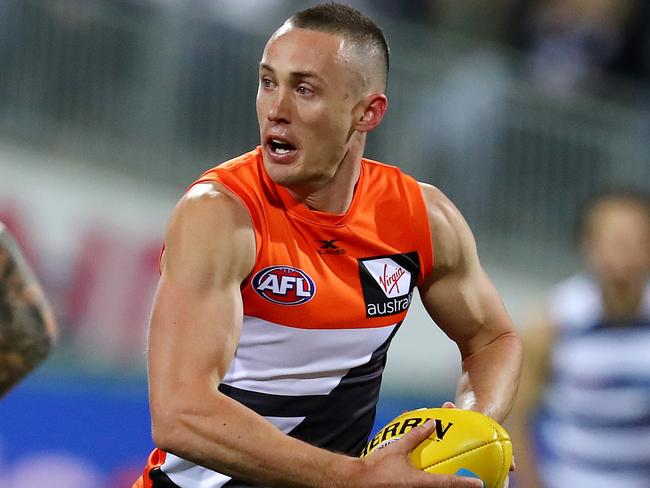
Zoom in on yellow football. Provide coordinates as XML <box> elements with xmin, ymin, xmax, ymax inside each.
<box><xmin>361</xmin><ymin>408</ymin><xmax>511</xmax><ymax>488</ymax></box>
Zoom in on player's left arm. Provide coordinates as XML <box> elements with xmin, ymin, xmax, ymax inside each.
<box><xmin>417</xmin><ymin>183</ymin><xmax>523</xmax><ymax>423</ymax></box>
<box><xmin>0</xmin><ymin>223</ymin><xmax>57</xmax><ymax>397</ymax></box>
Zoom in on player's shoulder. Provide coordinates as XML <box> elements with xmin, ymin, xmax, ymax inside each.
<box><xmin>416</xmin><ymin>183</ymin><xmax>477</xmax><ymax>275</ymax></box>
<box><xmin>417</xmin><ymin>182</ymin><xmax>445</xmax><ymax>203</ymax></box>
<box><xmin>177</xmin><ymin>181</ymin><xmax>249</xmax><ymax>223</ymax></box>
<box><xmin>417</xmin><ymin>182</ymin><xmax>464</xmax><ymax>229</ymax></box>
<box><xmin>164</xmin><ymin>180</ymin><xmax>255</xmax><ymax>273</ymax></box>
<box><xmin>181</xmin><ymin>149</ymin><xmax>260</xmax><ymax>208</ymax></box>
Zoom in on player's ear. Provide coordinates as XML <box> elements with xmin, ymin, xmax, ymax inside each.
<box><xmin>355</xmin><ymin>93</ymin><xmax>387</xmax><ymax>132</ymax></box>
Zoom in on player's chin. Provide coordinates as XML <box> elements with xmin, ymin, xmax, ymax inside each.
<box><xmin>264</xmin><ymin>161</ymin><xmax>305</xmax><ymax>187</ymax></box>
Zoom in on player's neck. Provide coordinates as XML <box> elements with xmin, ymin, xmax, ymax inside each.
<box><xmin>286</xmin><ymin>144</ymin><xmax>363</xmax><ymax>215</ymax></box>
<box><xmin>600</xmin><ymin>280</ymin><xmax>645</xmax><ymax>321</ymax></box>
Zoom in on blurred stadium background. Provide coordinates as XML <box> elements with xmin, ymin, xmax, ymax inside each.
<box><xmin>1</xmin><ymin>0</ymin><xmax>649</xmax><ymax>486</ymax></box>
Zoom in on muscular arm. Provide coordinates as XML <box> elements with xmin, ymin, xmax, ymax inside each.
<box><xmin>0</xmin><ymin>223</ymin><xmax>57</xmax><ymax>397</ymax></box>
<box><xmin>148</xmin><ymin>183</ymin><xmax>483</xmax><ymax>488</ymax></box>
<box><xmin>149</xmin><ymin>184</ymin><xmax>359</xmax><ymax>487</ymax></box>
<box><xmin>417</xmin><ymin>184</ymin><xmax>523</xmax><ymax>423</ymax></box>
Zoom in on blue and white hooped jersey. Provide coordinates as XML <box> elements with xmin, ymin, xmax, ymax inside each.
<box><xmin>537</xmin><ymin>274</ymin><xmax>650</xmax><ymax>488</ymax></box>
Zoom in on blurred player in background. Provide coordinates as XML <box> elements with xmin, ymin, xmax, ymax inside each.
<box><xmin>0</xmin><ymin>222</ymin><xmax>57</xmax><ymax>398</ymax></box>
<box><xmin>510</xmin><ymin>189</ymin><xmax>650</xmax><ymax>488</ymax></box>
<box><xmin>136</xmin><ymin>3</ymin><xmax>522</xmax><ymax>487</ymax></box>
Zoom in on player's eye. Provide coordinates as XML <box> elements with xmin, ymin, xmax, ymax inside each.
<box><xmin>260</xmin><ymin>77</ymin><xmax>274</xmax><ymax>89</ymax></box>
<box><xmin>296</xmin><ymin>85</ymin><xmax>313</xmax><ymax>96</ymax></box>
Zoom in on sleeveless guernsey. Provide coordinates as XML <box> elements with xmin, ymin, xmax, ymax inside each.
<box><xmin>536</xmin><ymin>274</ymin><xmax>650</xmax><ymax>488</ymax></box>
<box><xmin>138</xmin><ymin>147</ymin><xmax>434</xmax><ymax>488</ymax></box>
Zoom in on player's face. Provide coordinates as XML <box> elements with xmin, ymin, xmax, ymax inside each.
<box><xmin>584</xmin><ymin>201</ymin><xmax>650</xmax><ymax>289</ymax></box>
<box><xmin>256</xmin><ymin>27</ymin><xmax>364</xmax><ymax>190</ymax></box>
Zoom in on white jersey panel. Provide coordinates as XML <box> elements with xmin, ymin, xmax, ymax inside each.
<box><xmin>222</xmin><ymin>315</ymin><xmax>397</xmax><ymax>396</ymax></box>
<box><xmin>162</xmin><ymin>457</ymin><xmax>231</xmax><ymax>488</ymax></box>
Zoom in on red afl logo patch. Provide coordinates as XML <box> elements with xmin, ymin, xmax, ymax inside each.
<box><xmin>252</xmin><ymin>266</ymin><xmax>316</xmax><ymax>305</ymax></box>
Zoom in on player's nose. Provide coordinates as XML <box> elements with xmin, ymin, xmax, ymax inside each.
<box><xmin>267</xmin><ymin>88</ymin><xmax>291</xmax><ymax>123</ymax></box>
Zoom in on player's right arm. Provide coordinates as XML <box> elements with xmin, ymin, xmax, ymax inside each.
<box><xmin>148</xmin><ymin>183</ymin><xmax>483</xmax><ymax>488</ymax></box>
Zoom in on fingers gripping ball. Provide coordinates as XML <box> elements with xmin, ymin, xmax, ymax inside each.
<box><xmin>361</xmin><ymin>408</ymin><xmax>512</xmax><ymax>488</ymax></box>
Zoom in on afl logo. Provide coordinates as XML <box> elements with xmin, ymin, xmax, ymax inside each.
<box><xmin>252</xmin><ymin>266</ymin><xmax>316</xmax><ymax>305</ymax></box>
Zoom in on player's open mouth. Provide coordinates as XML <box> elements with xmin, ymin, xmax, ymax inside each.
<box><xmin>268</xmin><ymin>139</ymin><xmax>296</xmax><ymax>155</ymax></box>
<box><xmin>264</xmin><ymin>135</ymin><xmax>299</xmax><ymax>163</ymax></box>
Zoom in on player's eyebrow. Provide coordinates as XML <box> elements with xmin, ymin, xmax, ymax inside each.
<box><xmin>259</xmin><ymin>63</ymin><xmax>325</xmax><ymax>83</ymax></box>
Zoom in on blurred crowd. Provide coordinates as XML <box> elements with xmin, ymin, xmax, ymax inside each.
<box><xmin>371</xmin><ymin>0</ymin><xmax>650</xmax><ymax>99</ymax></box>
<box><xmin>2</xmin><ymin>0</ymin><xmax>650</xmax><ymax>116</ymax></box>
<box><xmin>509</xmin><ymin>0</ymin><xmax>650</xmax><ymax>99</ymax></box>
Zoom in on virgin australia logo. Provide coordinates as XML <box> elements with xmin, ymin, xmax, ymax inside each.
<box><xmin>358</xmin><ymin>255</ymin><xmax>417</xmax><ymax>318</ymax></box>
<box><xmin>361</xmin><ymin>258</ymin><xmax>411</xmax><ymax>298</ymax></box>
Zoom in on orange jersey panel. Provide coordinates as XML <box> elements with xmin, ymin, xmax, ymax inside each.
<box><xmin>193</xmin><ymin>147</ymin><xmax>433</xmax><ymax>330</ymax></box>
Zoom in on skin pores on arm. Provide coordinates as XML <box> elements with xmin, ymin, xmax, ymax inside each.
<box><xmin>416</xmin><ymin>184</ymin><xmax>523</xmax><ymax>423</ymax></box>
<box><xmin>0</xmin><ymin>224</ymin><xmax>57</xmax><ymax>397</ymax></box>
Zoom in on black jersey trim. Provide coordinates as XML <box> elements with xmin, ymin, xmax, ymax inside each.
<box><xmin>150</xmin><ymin>467</ymin><xmax>182</xmax><ymax>488</ymax></box>
<box><xmin>217</xmin><ymin>384</ymin><xmax>324</xmax><ymax>417</ymax></box>
<box><xmin>220</xmin><ymin>322</ymin><xmax>402</xmax><ymax>487</ymax></box>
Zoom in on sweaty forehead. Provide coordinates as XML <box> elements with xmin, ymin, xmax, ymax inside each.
<box><xmin>262</xmin><ymin>27</ymin><xmax>352</xmax><ymax>76</ymax></box>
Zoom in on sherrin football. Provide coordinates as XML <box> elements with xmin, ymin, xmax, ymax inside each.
<box><xmin>361</xmin><ymin>408</ymin><xmax>512</xmax><ymax>488</ymax></box>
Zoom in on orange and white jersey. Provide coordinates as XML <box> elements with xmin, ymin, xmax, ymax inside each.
<box><xmin>140</xmin><ymin>147</ymin><xmax>434</xmax><ymax>488</ymax></box>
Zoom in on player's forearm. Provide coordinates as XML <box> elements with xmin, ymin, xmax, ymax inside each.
<box><xmin>456</xmin><ymin>331</ymin><xmax>523</xmax><ymax>423</ymax></box>
<box><xmin>0</xmin><ymin>225</ymin><xmax>56</xmax><ymax>396</ymax></box>
<box><xmin>152</xmin><ymin>387</ymin><xmax>361</xmax><ymax>488</ymax></box>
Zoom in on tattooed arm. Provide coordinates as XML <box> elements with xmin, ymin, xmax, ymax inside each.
<box><xmin>0</xmin><ymin>222</ymin><xmax>57</xmax><ymax>397</ymax></box>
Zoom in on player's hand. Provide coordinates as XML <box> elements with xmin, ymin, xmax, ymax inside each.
<box><xmin>442</xmin><ymin>401</ymin><xmax>514</xmax><ymax>486</ymax></box>
<box><xmin>355</xmin><ymin>419</ymin><xmax>484</xmax><ymax>487</ymax></box>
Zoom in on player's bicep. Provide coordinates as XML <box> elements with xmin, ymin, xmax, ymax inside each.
<box><xmin>148</xmin><ymin>273</ymin><xmax>244</xmax><ymax>384</ymax></box>
<box><xmin>147</xmin><ymin>185</ymin><xmax>255</xmax><ymax>409</ymax></box>
<box><xmin>417</xmin><ymin>184</ymin><xmax>512</xmax><ymax>356</ymax></box>
<box><xmin>423</xmin><ymin>267</ymin><xmax>512</xmax><ymax>355</ymax></box>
